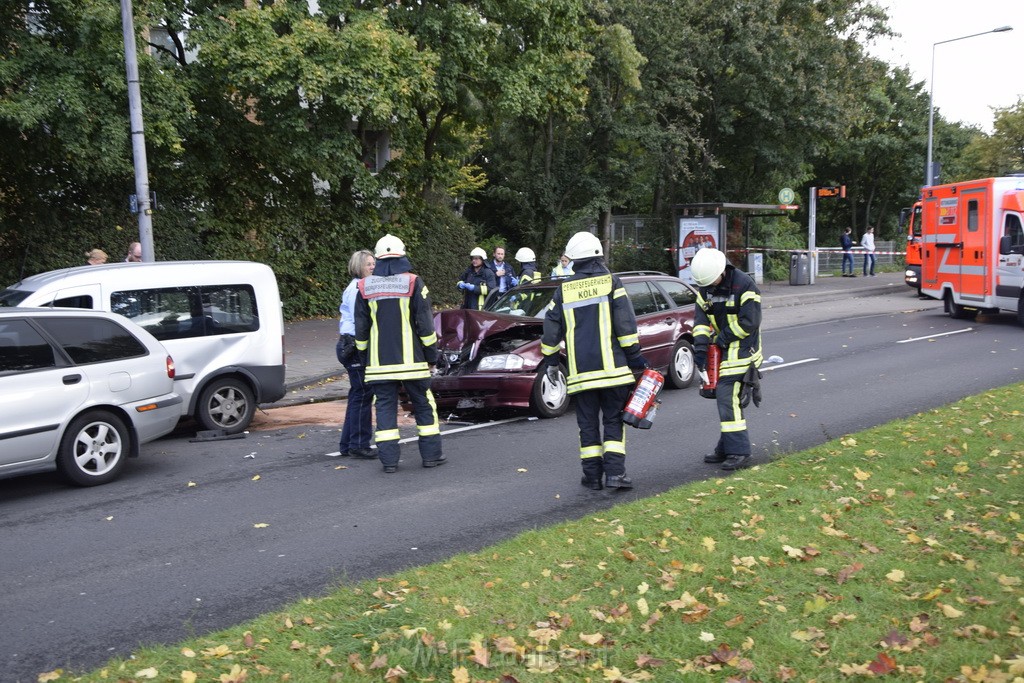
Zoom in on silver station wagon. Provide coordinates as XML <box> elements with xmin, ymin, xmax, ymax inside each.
<box><xmin>0</xmin><ymin>308</ymin><xmax>182</xmax><ymax>486</ymax></box>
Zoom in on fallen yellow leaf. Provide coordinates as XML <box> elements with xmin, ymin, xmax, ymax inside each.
<box><xmin>886</xmin><ymin>569</ymin><xmax>905</xmax><ymax>583</ymax></box>
<box><xmin>134</xmin><ymin>667</ymin><xmax>159</xmax><ymax>679</ymax></box>
<box><xmin>181</xmin><ymin>671</ymin><xmax>197</xmax><ymax>683</ymax></box>
<box><xmin>253</xmin><ymin>523</ymin><xmax>269</xmax><ymax>529</ymax></box>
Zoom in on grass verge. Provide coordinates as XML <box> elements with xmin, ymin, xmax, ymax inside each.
<box><xmin>51</xmin><ymin>385</ymin><xmax>1023</xmax><ymax>683</ymax></box>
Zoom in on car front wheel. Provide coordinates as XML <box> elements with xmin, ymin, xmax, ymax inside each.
<box><xmin>666</xmin><ymin>338</ymin><xmax>696</xmax><ymax>389</ymax></box>
<box><xmin>197</xmin><ymin>377</ymin><xmax>256</xmax><ymax>433</ymax></box>
<box><xmin>530</xmin><ymin>365</ymin><xmax>569</xmax><ymax>418</ymax></box>
<box><xmin>57</xmin><ymin>410</ymin><xmax>130</xmax><ymax>486</ymax></box>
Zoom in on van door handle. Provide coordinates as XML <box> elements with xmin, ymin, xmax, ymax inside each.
<box><xmin>62</xmin><ymin>374</ymin><xmax>82</xmax><ymax>385</ymax></box>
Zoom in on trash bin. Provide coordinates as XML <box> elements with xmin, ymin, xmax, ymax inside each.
<box><xmin>789</xmin><ymin>251</ymin><xmax>810</xmax><ymax>285</ymax></box>
<box><xmin>747</xmin><ymin>252</ymin><xmax>763</xmax><ymax>284</ymax></box>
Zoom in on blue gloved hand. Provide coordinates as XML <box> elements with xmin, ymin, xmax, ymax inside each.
<box><xmin>457</xmin><ymin>282</ymin><xmax>468</xmax><ymax>291</ymax></box>
<box><xmin>509</xmin><ymin>276</ymin><xmax>519</xmax><ymax>287</ymax></box>
<box><xmin>627</xmin><ymin>354</ymin><xmax>650</xmax><ymax>370</ymax></box>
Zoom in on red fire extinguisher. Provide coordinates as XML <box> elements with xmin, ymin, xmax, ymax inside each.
<box><xmin>700</xmin><ymin>344</ymin><xmax>721</xmax><ymax>399</ymax></box>
<box><xmin>622</xmin><ymin>368</ymin><xmax>665</xmax><ymax>429</ymax></box>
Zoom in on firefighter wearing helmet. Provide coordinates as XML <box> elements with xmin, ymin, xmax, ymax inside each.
<box><xmin>690</xmin><ymin>247</ymin><xmax>763</xmax><ymax>470</ymax></box>
<box><xmin>540</xmin><ymin>231</ymin><xmax>648</xmax><ymax>490</ymax></box>
<box><xmin>457</xmin><ymin>247</ymin><xmax>497</xmax><ymax>309</ymax></box>
<box><xmin>354</xmin><ymin>234</ymin><xmax>444</xmax><ymax>472</ymax></box>
<box><xmin>514</xmin><ymin>247</ymin><xmax>539</xmax><ymax>284</ymax></box>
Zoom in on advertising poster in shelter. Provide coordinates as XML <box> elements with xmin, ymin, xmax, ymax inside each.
<box><xmin>677</xmin><ymin>217</ymin><xmax>722</xmax><ymax>285</ymax></box>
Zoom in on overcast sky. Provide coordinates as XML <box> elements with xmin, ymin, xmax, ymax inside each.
<box><xmin>868</xmin><ymin>0</ymin><xmax>1024</xmax><ymax>132</ymax></box>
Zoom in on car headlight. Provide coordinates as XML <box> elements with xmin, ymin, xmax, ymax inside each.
<box><xmin>477</xmin><ymin>354</ymin><xmax>525</xmax><ymax>371</ymax></box>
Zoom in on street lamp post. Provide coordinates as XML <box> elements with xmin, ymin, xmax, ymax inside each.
<box><xmin>926</xmin><ymin>25</ymin><xmax>1012</xmax><ymax>187</ymax></box>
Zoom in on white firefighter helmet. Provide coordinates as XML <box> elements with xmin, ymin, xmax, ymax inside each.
<box><xmin>469</xmin><ymin>247</ymin><xmax>487</xmax><ymax>259</ymax></box>
<box><xmin>374</xmin><ymin>234</ymin><xmax>406</xmax><ymax>259</ymax></box>
<box><xmin>564</xmin><ymin>231</ymin><xmax>602</xmax><ymax>260</ymax></box>
<box><xmin>690</xmin><ymin>248</ymin><xmax>727</xmax><ymax>287</ymax></box>
<box><xmin>514</xmin><ymin>247</ymin><xmax>536</xmax><ymax>262</ymax></box>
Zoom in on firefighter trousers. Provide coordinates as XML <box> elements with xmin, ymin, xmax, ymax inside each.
<box><xmin>715</xmin><ymin>373</ymin><xmax>750</xmax><ymax>457</ymax></box>
<box><xmin>370</xmin><ymin>379</ymin><xmax>442</xmax><ymax>467</ymax></box>
<box><xmin>575</xmin><ymin>384</ymin><xmax>631</xmax><ymax>480</ymax></box>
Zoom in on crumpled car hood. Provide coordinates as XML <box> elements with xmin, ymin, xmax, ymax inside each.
<box><xmin>434</xmin><ymin>309</ymin><xmax>543</xmax><ymax>358</ymax></box>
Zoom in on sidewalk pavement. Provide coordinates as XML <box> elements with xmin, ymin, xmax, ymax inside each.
<box><xmin>269</xmin><ymin>270</ymin><xmax>910</xmax><ymax>408</ymax></box>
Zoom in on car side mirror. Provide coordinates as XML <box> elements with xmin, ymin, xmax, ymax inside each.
<box><xmin>1000</xmin><ymin>235</ymin><xmax>1012</xmax><ymax>255</ymax></box>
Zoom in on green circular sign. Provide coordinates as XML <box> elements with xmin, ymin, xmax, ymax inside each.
<box><xmin>778</xmin><ymin>187</ymin><xmax>795</xmax><ymax>204</ymax></box>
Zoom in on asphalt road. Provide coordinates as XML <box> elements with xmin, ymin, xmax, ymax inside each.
<box><xmin>2</xmin><ymin>293</ymin><xmax>1022</xmax><ymax>682</ymax></box>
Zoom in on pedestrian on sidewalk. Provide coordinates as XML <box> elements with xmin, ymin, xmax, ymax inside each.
<box><xmin>540</xmin><ymin>232</ymin><xmax>646</xmax><ymax>491</ymax></box>
<box><xmin>840</xmin><ymin>228</ymin><xmax>855</xmax><ymax>277</ymax></box>
<box><xmin>355</xmin><ymin>235</ymin><xmax>444</xmax><ymax>473</ymax></box>
<box><xmin>861</xmin><ymin>227</ymin><xmax>876</xmax><ymax>277</ymax></box>
<box><xmin>336</xmin><ymin>249</ymin><xmax>376</xmax><ymax>459</ymax></box>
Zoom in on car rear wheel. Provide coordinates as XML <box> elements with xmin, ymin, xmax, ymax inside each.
<box><xmin>666</xmin><ymin>338</ymin><xmax>696</xmax><ymax>389</ymax></box>
<box><xmin>57</xmin><ymin>410</ymin><xmax>130</xmax><ymax>486</ymax></box>
<box><xmin>531</xmin><ymin>364</ymin><xmax>569</xmax><ymax>418</ymax></box>
<box><xmin>197</xmin><ymin>377</ymin><xmax>256</xmax><ymax>433</ymax></box>
<box><xmin>945</xmin><ymin>291</ymin><xmax>976</xmax><ymax>320</ymax></box>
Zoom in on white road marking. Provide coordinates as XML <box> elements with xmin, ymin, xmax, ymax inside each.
<box><xmin>896</xmin><ymin>327</ymin><xmax>973</xmax><ymax>344</ymax></box>
<box><xmin>760</xmin><ymin>358</ymin><xmax>819</xmax><ymax>372</ymax></box>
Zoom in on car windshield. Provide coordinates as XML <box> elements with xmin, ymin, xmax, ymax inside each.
<box><xmin>486</xmin><ymin>287</ymin><xmax>555</xmax><ymax>318</ymax></box>
<box><xmin>0</xmin><ymin>288</ymin><xmax>31</xmax><ymax>307</ymax></box>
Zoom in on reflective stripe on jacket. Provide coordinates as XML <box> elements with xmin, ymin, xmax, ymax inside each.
<box><xmin>540</xmin><ymin>267</ymin><xmax>639</xmax><ymax>394</ymax></box>
<box><xmin>693</xmin><ymin>266</ymin><xmax>762</xmax><ymax>377</ymax></box>
<box><xmin>355</xmin><ymin>273</ymin><xmax>438</xmax><ymax>382</ymax></box>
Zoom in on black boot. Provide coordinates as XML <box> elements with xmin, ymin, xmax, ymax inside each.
<box><xmin>721</xmin><ymin>454</ymin><xmax>751</xmax><ymax>471</ymax></box>
<box><xmin>581</xmin><ymin>458</ymin><xmax>604</xmax><ymax>491</ymax></box>
<box><xmin>703</xmin><ymin>450</ymin><xmax>726</xmax><ymax>463</ymax></box>
<box><xmin>580</xmin><ymin>475</ymin><xmax>603</xmax><ymax>490</ymax></box>
<box><xmin>605</xmin><ymin>473</ymin><xmax>633</xmax><ymax>489</ymax></box>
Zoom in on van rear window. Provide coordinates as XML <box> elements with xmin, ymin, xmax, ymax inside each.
<box><xmin>111</xmin><ymin>285</ymin><xmax>259</xmax><ymax>341</ymax></box>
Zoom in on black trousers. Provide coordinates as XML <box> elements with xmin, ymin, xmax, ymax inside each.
<box><xmin>370</xmin><ymin>379</ymin><xmax>442</xmax><ymax>466</ymax></box>
<box><xmin>574</xmin><ymin>384</ymin><xmax>631</xmax><ymax>479</ymax></box>
<box><xmin>714</xmin><ymin>373</ymin><xmax>750</xmax><ymax>457</ymax></box>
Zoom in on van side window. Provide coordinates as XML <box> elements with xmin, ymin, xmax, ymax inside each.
<box><xmin>1005</xmin><ymin>214</ymin><xmax>1024</xmax><ymax>253</ymax></box>
<box><xmin>967</xmin><ymin>200</ymin><xmax>979</xmax><ymax>232</ymax></box>
<box><xmin>111</xmin><ymin>285</ymin><xmax>259</xmax><ymax>341</ymax></box>
<box><xmin>52</xmin><ymin>295</ymin><xmax>93</xmax><ymax>309</ymax></box>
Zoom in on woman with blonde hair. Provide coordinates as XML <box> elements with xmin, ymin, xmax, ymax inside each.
<box><xmin>336</xmin><ymin>249</ymin><xmax>376</xmax><ymax>458</ymax></box>
<box><xmin>85</xmin><ymin>249</ymin><xmax>107</xmax><ymax>265</ymax></box>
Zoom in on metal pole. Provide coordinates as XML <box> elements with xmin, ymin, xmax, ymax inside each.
<box><xmin>808</xmin><ymin>188</ymin><xmax>817</xmax><ymax>285</ymax></box>
<box><xmin>925</xmin><ymin>26</ymin><xmax>1013</xmax><ymax>188</ymax></box>
<box><xmin>120</xmin><ymin>0</ymin><xmax>155</xmax><ymax>261</ymax></box>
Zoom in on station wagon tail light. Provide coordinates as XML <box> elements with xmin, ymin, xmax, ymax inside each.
<box><xmin>166</xmin><ymin>355</ymin><xmax>175</xmax><ymax>379</ymax></box>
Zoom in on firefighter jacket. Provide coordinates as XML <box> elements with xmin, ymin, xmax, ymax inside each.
<box><xmin>540</xmin><ymin>260</ymin><xmax>641</xmax><ymax>395</ymax></box>
<box><xmin>458</xmin><ymin>265</ymin><xmax>496</xmax><ymax>310</ymax></box>
<box><xmin>519</xmin><ymin>264</ymin><xmax>538</xmax><ymax>284</ymax></box>
<box><xmin>693</xmin><ymin>265</ymin><xmax>762</xmax><ymax>378</ymax></box>
<box><xmin>355</xmin><ymin>272</ymin><xmax>438</xmax><ymax>383</ymax></box>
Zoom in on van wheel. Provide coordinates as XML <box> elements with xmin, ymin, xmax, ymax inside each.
<box><xmin>945</xmin><ymin>291</ymin><xmax>975</xmax><ymax>320</ymax></box>
<box><xmin>197</xmin><ymin>378</ymin><xmax>256</xmax><ymax>433</ymax></box>
<box><xmin>531</xmin><ymin>365</ymin><xmax>569</xmax><ymax>418</ymax></box>
<box><xmin>666</xmin><ymin>338</ymin><xmax>696</xmax><ymax>389</ymax></box>
<box><xmin>57</xmin><ymin>410</ymin><xmax>130</xmax><ymax>486</ymax></box>
<box><xmin>1018</xmin><ymin>296</ymin><xmax>1024</xmax><ymax>327</ymax></box>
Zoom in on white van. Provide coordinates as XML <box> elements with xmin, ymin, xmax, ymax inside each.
<box><xmin>1</xmin><ymin>261</ymin><xmax>286</xmax><ymax>433</ymax></box>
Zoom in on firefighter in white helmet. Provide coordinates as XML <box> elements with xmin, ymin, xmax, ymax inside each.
<box><xmin>540</xmin><ymin>231</ymin><xmax>648</xmax><ymax>490</ymax></box>
<box><xmin>690</xmin><ymin>248</ymin><xmax>762</xmax><ymax>470</ymax></box>
<box><xmin>354</xmin><ymin>234</ymin><xmax>444</xmax><ymax>473</ymax></box>
<box><xmin>514</xmin><ymin>247</ymin><xmax>539</xmax><ymax>284</ymax></box>
<box><xmin>457</xmin><ymin>247</ymin><xmax>497</xmax><ymax>309</ymax></box>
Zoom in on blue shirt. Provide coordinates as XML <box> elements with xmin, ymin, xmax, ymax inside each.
<box><xmin>339</xmin><ymin>278</ymin><xmax>359</xmax><ymax>335</ymax></box>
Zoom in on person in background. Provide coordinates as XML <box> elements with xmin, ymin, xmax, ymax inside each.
<box><xmin>540</xmin><ymin>232</ymin><xmax>647</xmax><ymax>491</ymax></box>
<box><xmin>355</xmin><ymin>234</ymin><xmax>443</xmax><ymax>473</ymax></box>
<box><xmin>690</xmin><ymin>248</ymin><xmax>762</xmax><ymax>472</ymax></box>
<box><xmin>861</xmin><ymin>227</ymin><xmax>876</xmax><ymax>277</ymax></box>
<box><xmin>551</xmin><ymin>254</ymin><xmax>574</xmax><ymax>278</ymax></box>
<box><xmin>515</xmin><ymin>247</ymin><xmax>539</xmax><ymax>284</ymax></box>
<box><xmin>840</xmin><ymin>228</ymin><xmax>855</xmax><ymax>277</ymax></box>
<box><xmin>491</xmin><ymin>246</ymin><xmax>519</xmax><ymax>295</ymax></box>
<box><xmin>125</xmin><ymin>242</ymin><xmax>142</xmax><ymax>263</ymax></box>
<box><xmin>86</xmin><ymin>249</ymin><xmax>107</xmax><ymax>265</ymax></box>
<box><xmin>335</xmin><ymin>249</ymin><xmax>376</xmax><ymax>459</ymax></box>
<box><xmin>457</xmin><ymin>247</ymin><xmax>496</xmax><ymax>309</ymax></box>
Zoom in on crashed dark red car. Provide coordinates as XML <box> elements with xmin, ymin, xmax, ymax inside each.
<box><xmin>429</xmin><ymin>271</ymin><xmax>700</xmax><ymax>418</ymax></box>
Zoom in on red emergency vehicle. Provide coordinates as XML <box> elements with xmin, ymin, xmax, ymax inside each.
<box><xmin>920</xmin><ymin>176</ymin><xmax>1024</xmax><ymax>325</ymax></box>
